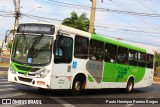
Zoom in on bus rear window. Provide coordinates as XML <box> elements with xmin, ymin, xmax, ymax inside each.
<box><xmin>147</xmin><ymin>54</ymin><xmax>154</xmax><ymax>69</ymax></box>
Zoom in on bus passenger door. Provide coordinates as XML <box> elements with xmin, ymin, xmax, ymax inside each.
<box><xmin>51</xmin><ymin>33</ymin><xmax>73</xmax><ymax>89</ymax></box>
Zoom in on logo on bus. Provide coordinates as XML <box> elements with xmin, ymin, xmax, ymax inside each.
<box><xmin>86</xmin><ymin>61</ymin><xmax>103</xmax><ymax>83</ymax></box>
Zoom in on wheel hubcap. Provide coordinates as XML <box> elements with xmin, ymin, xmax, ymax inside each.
<box><xmin>75</xmin><ymin>81</ymin><xmax>81</xmax><ymax>91</ymax></box>
<box><xmin>128</xmin><ymin>82</ymin><xmax>133</xmax><ymax>91</ymax></box>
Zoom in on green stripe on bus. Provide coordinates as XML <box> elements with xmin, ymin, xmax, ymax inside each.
<box><xmin>88</xmin><ymin>74</ymin><xmax>95</xmax><ymax>82</ymax></box>
<box><xmin>11</xmin><ymin>61</ymin><xmax>32</xmax><ymax>73</ymax></box>
<box><xmin>91</xmin><ymin>34</ymin><xmax>146</xmax><ymax>53</ymax></box>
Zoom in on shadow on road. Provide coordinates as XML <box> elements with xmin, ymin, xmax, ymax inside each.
<box><xmin>14</xmin><ymin>84</ymin><xmax>153</xmax><ymax>97</ymax></box>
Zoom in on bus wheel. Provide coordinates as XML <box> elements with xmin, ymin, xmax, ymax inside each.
<box><xmin>126</xmin><ymin>78</ymin><xmax>134</xmax><ymax>93</ymax></box>
<box><xmin>72</xmin><ymin>77</ymin><xmax>83</xmax><ymax>96</ymax></box>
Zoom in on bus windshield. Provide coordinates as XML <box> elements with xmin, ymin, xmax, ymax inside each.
<box><xmin>12</xmin><ymin>34</ymin><xmax>53</xmax><ymax>65</ymax></box>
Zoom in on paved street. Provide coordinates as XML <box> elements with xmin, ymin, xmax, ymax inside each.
<box><xmin>0</xmin><ymin>67</ymin><xmax>8</xmax><ymax>71</ymax></box>
<box><xmin>0</xmin><ymin>71</ymin><xmax>160</xmax><ymax>107</ymax></box>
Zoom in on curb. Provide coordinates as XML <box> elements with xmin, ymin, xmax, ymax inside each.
<box><xmin>153</xmin><ymin>82</ymin><xmax>160</xmax><ymax>84</ymax></box>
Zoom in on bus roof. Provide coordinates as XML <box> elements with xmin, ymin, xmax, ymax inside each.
<box><xmin>18</xmin><ymin>22</ymin><xmax>151</xmax><ymax>54</ymax></box>
<box><xmin>92</xmin><ymin>34</ymin><xmax>147</xmax><ymax>53</ymax></box>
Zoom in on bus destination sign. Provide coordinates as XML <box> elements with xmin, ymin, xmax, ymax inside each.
<box><xmin>17</xmin><ymin>24</ymin><xmax>55</xmax><ymax>34</ymax></box>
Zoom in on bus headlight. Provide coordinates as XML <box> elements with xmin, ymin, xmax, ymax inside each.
<box><xmin>10</xmin><ymin>66</ymin><xmax>16</xmax><ymax>74</ymax></box>
<box><xmin>39</xmin><ymin>70</ymin><xmax>50</xmax><ymax>78</ymax></box>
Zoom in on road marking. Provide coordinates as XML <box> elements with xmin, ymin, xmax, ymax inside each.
<box><xmin>50</xmin><ymin>97</ymin><xmax>75</xmax><ymax>107</ymax></box>
<box><xmin>0</xmin><ymin>92</ymin><xmax>26</xmax><ymax>98</ymax></box>
<box><xmin>0</xmin><ymin>105</ymin><xmax>22</xmax><ymax>107</ymax></box>
<box><xmin>0</xmin><ymin>84</ymin><xmax>16</xmax><ymax>87</ymax></box>
<box><xmin>125</xmin><ymin>104</ymin><xmax>134</xmax><ymax>107</ymax></box>
<box><xmin>0</xmin><ymin>78</ymin><xmax>7</xmax><ymax>81</ymax></box>
<box><xmin>0</xmin><ymin>88</ymin><xmax>17</xmax><ymax>92</ymax></box>
<box><xmin>0</xmin><ymin>81</ymin><xmax>11</xmax><ymax>83</ymax></box>
<box><xmin>147</xmin><ymin>97</ymin><xmax>154</xmax><ymax>99</ymax></box>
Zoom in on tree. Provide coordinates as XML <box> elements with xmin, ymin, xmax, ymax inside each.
<box><xmin>154</xmin><ymin>52</ymin><xmax>160</xmax><ymax>77</ymax></box>
<box><xmin>155</xmin><ymin>52</ymin><xmax>160</xmax><ymax>67</ymax></box>
<box><xmin>62</xmin><ymin>11</ymin><xmax>95</xmax><ymax>33</ymax></box>
<box><xmin>7</xmin><ymin>41</ymin><xmax>12</xmax><ymax>51</ymax></box>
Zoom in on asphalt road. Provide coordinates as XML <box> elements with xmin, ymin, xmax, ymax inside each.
<box><xmin>0</xmin><ymin>71</ymin><xmax>160</xmax><ymax>107</ymax></box>
<box><xmin>0</xmin><ymin>67</ymin><xmax>8</xmax><ymax>71</ymax></box>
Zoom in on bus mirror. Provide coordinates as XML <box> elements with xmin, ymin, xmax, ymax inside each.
<box><xmin>4</xmin><ymin>35</ymin><xmax>7</xmax><ymax>43</ymax></box>
<box><xmin>4</xmin><ymin>30</ymin><xmax>12</xmax><ymax>43</ymax></box>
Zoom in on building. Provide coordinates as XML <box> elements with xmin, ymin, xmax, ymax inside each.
<box><xmin>0</xmin><ymin>40</ymin><xmax>2</xmax><ymax>48</ymax></box>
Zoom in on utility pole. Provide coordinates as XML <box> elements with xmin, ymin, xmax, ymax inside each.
<box><xmin>89</xmin><ymin>0</ymin><xmax>97</xmax><ymax>33</ymax></box>
<box><xmin>13</xmin><ymin>0</ymin><xmax>21</xmax><ymax>38</ymax></box>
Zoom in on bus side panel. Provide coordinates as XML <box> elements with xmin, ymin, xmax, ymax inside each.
<box><xmin>134</xmin><ymin>68</ymin><xmax>154</xmax><ymax>88</ymax></box>
<box><xmin>101</xmin><ymin>62</ymin><xmax>146</xmax><ymax>88</ymax></box>
<box><xmin>50</xmin><ymin>64</ymin><xmax>72</xmax><ymax>89</ymax></box>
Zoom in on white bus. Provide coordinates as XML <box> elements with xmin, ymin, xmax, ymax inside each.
<box><xmin>8</xmin><ymin>22</ymin><xmax>154</xmax><ymax>95</ymax></box>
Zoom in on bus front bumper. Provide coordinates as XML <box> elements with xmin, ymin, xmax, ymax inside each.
<box><xmin>8</xmin><ymin>70</ymin><xmax>51</xmax><ymax>89</ymax></box>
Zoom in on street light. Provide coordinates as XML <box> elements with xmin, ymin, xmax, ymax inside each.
<box><xmin>20</xmin><ymin>6</ymin><xmax>42</xmax><ymax>19</ymax></box>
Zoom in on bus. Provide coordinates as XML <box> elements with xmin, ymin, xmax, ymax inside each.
<box><xmin>8</xmin><ymin>22</ymin><xmax>154</xmax><ymax>95</ymax></box>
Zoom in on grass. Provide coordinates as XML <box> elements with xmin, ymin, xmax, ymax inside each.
<box><xmin>0</xmin><ymin>62</ymin><xmax>9</xmax><ymax>67</ymax></box>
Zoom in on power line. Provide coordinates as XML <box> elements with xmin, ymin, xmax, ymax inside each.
<box><xmin>110</xmin><ymin>0</ymin><xmax>160</xmax><ymax>30</ymax></box>
<box><xmin>21</xmin><ymin>14</ymin><xmax>160</xmax><ymax>35</ymax></box>
<box><xmin>98</xmin><ymin>33</ymin><xmax>160</xmax><ymax>46</ymax></box>
<box><xmin>34</xmin><ymin>0</ymin><xmax>160</xmax><ymax>18</ymax></box>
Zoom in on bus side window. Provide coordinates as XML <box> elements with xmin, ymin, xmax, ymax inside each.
<box><xmin>54</xmin><ymin>35</ymin><xmax>73</xmax><ymax>63</ymax></box>
<box><xmin>128</xmin><ymin>50</ymin><xmax>138</xmax><ymax>66</ymax></box>
<box><xmin>104</xmin><ymin>43</ymin><xmax>117</xmax><ymax>63</ymax></box>
<box><xmin>74</xmin><ymin>35</ymin><xmax>89</xmax><ymax>59</ymax></box>
<box><xmin>138</xmin><ymin>52</ymin><xmax>146</xmax><ymax>67</ymax></box>
<box><xmin>147</xmin><ymin>54</ymin><xmax>154</xmax><ymax>69</ymax></box>
<box><xmin>117</xmin><ymin>47</ymin><xmax>128</xmax><ymax>64</ymax></box>
<box><xmin>89</xmin><ymin>39</ymin><xmax>104</xmax><ymax>62</ymax></box>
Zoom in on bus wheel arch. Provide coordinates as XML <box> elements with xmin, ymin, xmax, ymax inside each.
<box><xmin>126</xmin><ymin>76</ymin><xmax>135</xmax><ymax>93</ymax></box>
<box><xmin>71</xmin><ymin>73</ymin><xmax>86</xmax><ymax>95</ymax></box>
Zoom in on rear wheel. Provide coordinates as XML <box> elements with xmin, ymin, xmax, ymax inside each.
<box><xmin>72</xmin><ymin>77</ymin><xmax>83</xmax><ymax>96</ymax></box>
<box><xmin>126</xmin><ymin>78</ymin><xmax>134</xmax><ymax>93</ymax></box>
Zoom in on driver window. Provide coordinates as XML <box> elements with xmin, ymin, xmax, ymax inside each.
<box><xmin>54</xmin><ymin>35</ymin><xmax>73</xmax><ymax>63</ymax></box>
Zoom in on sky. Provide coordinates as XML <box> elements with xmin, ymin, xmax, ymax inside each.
<box><xmin>0</xmin><ymin>0</ymin><xmax>160</xmax><ymax>52</ymax></box>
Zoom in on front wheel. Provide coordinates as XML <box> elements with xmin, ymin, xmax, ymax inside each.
<box><xmin>126</xmin><ymin>79</ymin><xmax>134</xmax><ymax>93</ymax></box>
<box><xmin>71</xmin><ymin>77</ymin><xmax>83</xmax><ymax>96</ymax></box>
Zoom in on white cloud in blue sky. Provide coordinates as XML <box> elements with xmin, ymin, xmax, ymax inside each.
<box><xmin>0</xmin><ymin>0</ymin><xmax>160</xmax><ymax>51</ymax></box>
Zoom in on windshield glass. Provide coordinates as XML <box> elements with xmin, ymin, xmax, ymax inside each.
<box><xmin>12</xmin><ymin>34</ymin><xmax>53</xmax><ymax>65</ymax></box>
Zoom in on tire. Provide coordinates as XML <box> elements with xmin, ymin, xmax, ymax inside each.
<box><xmin>126</xmin><ymin>78</ymin><xmax>134</xmax><ymax>93</ymax></box>
<box><xmin>37</xmin><ymin>88</ymin><xmax>46</xmax><ymax>92</ymax></box>
<box><xmin>71</xmin><ymin>77</ymin><xmax>83</xmax><ymax>96</ymax></box>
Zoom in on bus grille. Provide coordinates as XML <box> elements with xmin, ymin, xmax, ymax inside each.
<box><xmin>15</xmin><ymin>65</ymin><xmax>32</xmax><ymax>71</ymax></box>
<box><xmin>14</xmin><ymin>64</ymin><xmax>40</xmax><ymax>73</ymax></box>
<box><xmin>18</xmin><ymin>72</ymin><xmax>36</xmax><ymax>76</ymax></box>
<box><xmin>18</xmin><ymin>76</ymin><xmax>32</xmax><ymax>83</ymax></box>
